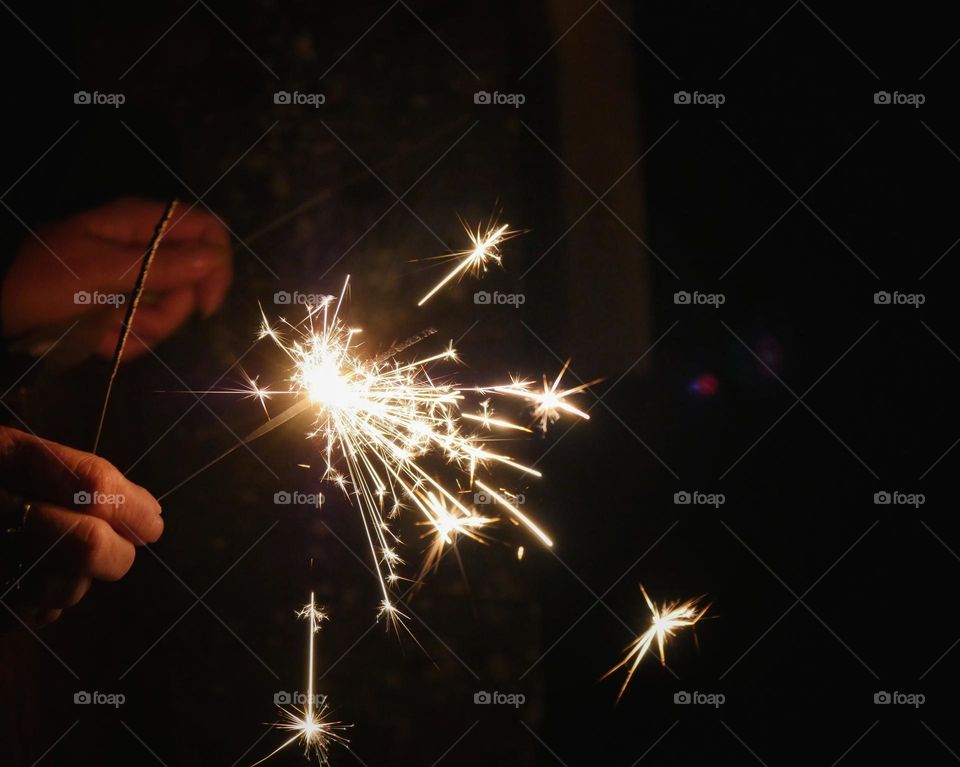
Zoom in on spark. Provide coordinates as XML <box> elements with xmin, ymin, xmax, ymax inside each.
<box><xmin>483</xmin><ymin>359</ymin><xmax>604</xmax><ymax>433</ymax></box>
<box><xmin>253</xmin><ymin>593</ymin><xmax>350</xmax><ymax>766</ymax></box>
<box><xmin>416</xmin><ymin>219</ymin><xmax>518</xmax><ymax>306</ymax></box>
<box><xmin>473</xmin><ymin>481</ymin><xmax>552</xmax><ymax>548</ymax></box>
<box><xmin>243</xmin><ymin>373</ymin><xmax>275</xmax><ymax>417</ymax></box>
<box><xmin>417</xmin><ymin>493</ymin><xmax>496</xmax><ymax>579</ymax></box>
<box><xmin>603</xmin><ymin>585</ymin><xmax>711</xmax><ymax>702</ymax></box>
<box><xmin>462</xmin><ymin>400</ymin><xmax>532</xmax><ymax>433</ymax></box>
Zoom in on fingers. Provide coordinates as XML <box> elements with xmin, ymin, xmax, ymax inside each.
<box><xmin>22</xmin><ymin>502</ymin><xmax>136</xmax><ymax>582</ymax></box>
<box><xmin>0</xmin><ymin>427</ymin><xmax>164</xmax><ymax>545</ymax></box>
<box><xmin>0</xmin><ymin>427</ymin><xmax>161</xmax><ymax>628</ymax></box>
<box><xmin>1</xmin><ymin>197</ymin><xmax>232</xmax><ymax>341</ymax></box>
<box><xmin>95</xmin><ymin>287</ymin><xmax>196</xmax><ymax>360</ymax></box>
<box><xmin>87</xmin><ymin>197</ymin><xmax>233</xmax><ymax>302</ymax></box>
<box><xmin>132</xmin><ymin>240</ymin><xmax>232</xmax><ymax>294</ymax></box>
<box><xmin>99</xmin><ymin>239</ymin><xmax>232</xmax><ymax>295</ymax></box>
<box><xmin>82</xmin><ymin>198</ymin><xmax>230</xmax><ymax>248</ymax></box>
<box><xmin>136</xmin><ymin>288</ymin><xmax>197</xmax><ymax>338</ymax></box>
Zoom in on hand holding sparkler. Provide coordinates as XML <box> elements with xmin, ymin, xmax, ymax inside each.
<box><xmin>1</xmin><ymin>198</ymin><xmax>232</xmax><ymax>360</ymax></box>
<box><xmin>0</xmin><ymin>425</ymin><xmax>163</xmax><ymax>630</ymax></box>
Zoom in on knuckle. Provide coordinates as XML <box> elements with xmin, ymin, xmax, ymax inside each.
<box><xmin>75</xmin><ymin>454</ymin><xmax>121</xmax><ymax>500</ymax></box>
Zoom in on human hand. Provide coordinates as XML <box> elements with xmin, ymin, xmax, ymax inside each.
<box><xmin>1</xmin><ymin>198</ymin><xmax>232</xmax><ymax>359</ymax></box>
<box><xmin>0</xmin><ymin>425</ymin><xmax>163</xmax><ymax>629</ymax></box>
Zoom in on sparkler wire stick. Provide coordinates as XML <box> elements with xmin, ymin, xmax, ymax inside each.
<box><xmin>93</xmin><ymin>198</ymin><xmax>179</xmax><ymax>454</ymax></box>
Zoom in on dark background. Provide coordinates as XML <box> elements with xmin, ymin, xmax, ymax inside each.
<box><xmin>1</xmin><ymin>1</ymin><xmax>959</xmax><ymax>765</ymax></box>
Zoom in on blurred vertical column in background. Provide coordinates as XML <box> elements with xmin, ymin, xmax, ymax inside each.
<box><xmin>540</xmin><ymin>0</ymin><xmax>652</xmax><ymax>375</ymax></box>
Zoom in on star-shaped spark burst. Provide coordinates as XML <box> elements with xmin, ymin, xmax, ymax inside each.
<box><xmin>252</xmin><ymin>593</ymin><xmax>350</xmax><ymax>766</ymax></box>
<box><xmin>416</xmin><ymin>492</ymin><xmax>497</xmax><ymax>580</ymax></box>
<box><xmin>416</xmin><ymin>219</ymin><xmax>519</xmax><ymax>306</ymax></box>
<box><xmin>603</xmin><ymin>584</ymin><xmax>711</xmax><ymax>702</ymax></box>
<box><xmin>482</xmin><ymin>359</ymin><xmax>604</xmax><ymax>433</ymax></box>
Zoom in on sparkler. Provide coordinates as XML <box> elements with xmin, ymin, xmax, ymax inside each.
<box><xmin>93</xmin><ymin>198</ymin><xmax>179</xmax><ymax>453</ymax></box>
<box><xmin>604</xmin><ymin>584</ymin><xmax>711</xmax><ymax>702</ymax></box>
<box><xmin>252</xmin><ymin>593</ymin><xmax>349</xmax><ymax>766</ymax></box>
<box><xmin>176</xmin><ymin>274</ymin><xmax>596</xmax><ymax>626</ymax></box>
<box><xmin>416</xmin><ymin>219</ymin><xmax>518</xmax><ymax>306</ymax></box>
